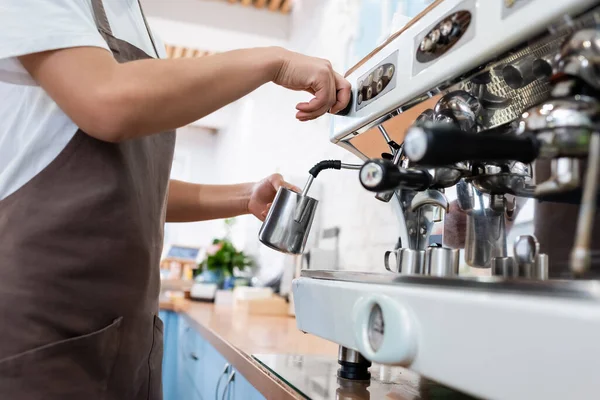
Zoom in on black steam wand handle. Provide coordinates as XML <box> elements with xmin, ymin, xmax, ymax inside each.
<box><xmin>404</xmin><ymin>123</ymin><xmax>540</xmax><ymax>166</ymax></box>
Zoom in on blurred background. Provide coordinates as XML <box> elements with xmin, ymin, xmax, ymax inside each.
<box><xmin>153</xmin><ymin>0</ymin><xmax>533</xmax><ymax>287</ymax></box>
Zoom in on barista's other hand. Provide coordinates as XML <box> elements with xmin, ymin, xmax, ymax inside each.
<box><xmin>272</xmin><ymin>48</ymin><xmax>351</xmax><ymax>121</ymax></box>
<box><xmin>248</xmin><ymin>174</ymin><xmax>301</xmax><ymax>222</ymax></box>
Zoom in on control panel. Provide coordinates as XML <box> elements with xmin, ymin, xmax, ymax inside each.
<box><xmin>416</xmin><ymin>10</ymin><xmax>472</xmax><ymax>64</ymax></box>
<box><xmin>355</xmin><ymin>51</ymin><xmax>398</xmax><ymax>112</ymax></box>
<box><xmin>413</xmin><ymin>0</ymin><xmax>476</xmax><ymax>76</ymax></box>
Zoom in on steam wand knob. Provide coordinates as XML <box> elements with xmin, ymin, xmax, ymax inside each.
<box><xmin>359</xmin><ymin>158</ymin><xmax>432</xmax><ymax>192</ymax></box>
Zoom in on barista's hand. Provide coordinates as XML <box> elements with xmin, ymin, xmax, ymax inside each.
<box><xmin>248</xmin><ymin>174</ymin><xmax>301</xmax><ymax>221</ymax></box>
<box><xmin>272</xmin><ymin>48</ymin><xmax>351</xmax><ymax>121</ymax></box>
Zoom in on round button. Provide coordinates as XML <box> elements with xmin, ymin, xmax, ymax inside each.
<box><xmin>359</xmin><ymin>162</ymin><xmax>384</xmax><ymax>188</ymax></box>
<box><xmin>366</xmin><ymin>86</ymin><xmax>373</xmax><ymax>100</ymax></box>
<box><xmin>375</xmin><ymin>66</ymin><xmax>384</xmax><ymax>82</ymax></box>
<box><xmin>440</xmin><ymin>20</ymin><xmax>454</xmax><ymax>36</ymax></box>
<box><xmin>385</xmin><ymin>65</ymin><xmax>394</xmax><ymax>79</ymax></box>
<box><xmin>404</xmin><ymin>126</ymin><xmax>429</xmax><ymax>162</ymax></box>
<box><xmin>357</xmin><ymin>93</ymin><xmax>363</xmax><ymax>105</ymax></box>
<box><xmin>376</xmin><ymin>80</ymin><xmax>383</xmax><ymax>94</ymax></box>
<box><xmin>352</xmin><ymin>294</ymin><xmax>417</xmax><ymax>366</ymax></box>
<box><xmin>365</xmin><ymin>74</ymin><xmax>373</xmax><ymax>86</ymax></box>
<box><xmin>429</xmin><ymin>29</ymin><xmax>441</xmax><ymax>44</ymax></box>
<box><xmin>420</xmin><ymin>36</ymin><xmax>434</xmax><ymax>52</ymax></box>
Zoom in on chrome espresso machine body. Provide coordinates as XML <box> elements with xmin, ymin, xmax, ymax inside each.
<box><xmin>291</xmin><ymin>1</ymin><xmax>600</xmax><ymax>399</ymax></box>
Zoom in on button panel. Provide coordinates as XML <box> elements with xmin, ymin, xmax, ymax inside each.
<box><xmin>416</xmin><ymin>10</ymin><xmax>472</xmax><ymax>64</ymax></box>
<box><xmin>412</xmin><ymin>0</ymin><xmax>476</xmax><ymax>76</ymax></box>
<box><xmin>356</xmin><ymin>51</ymin><xmax>398</xmax><ymax>112</ymax></box>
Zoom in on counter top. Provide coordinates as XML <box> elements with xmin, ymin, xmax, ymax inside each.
<box><xmin>159</xmin><ymin>298</ymin><xmax>337</xmax><ymax>399</ymax></box>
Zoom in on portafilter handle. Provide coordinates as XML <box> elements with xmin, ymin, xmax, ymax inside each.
<box><xmin>404</xmin><ymin>123</ymin><xmax>540</xmax><ymax>166</ymax></box>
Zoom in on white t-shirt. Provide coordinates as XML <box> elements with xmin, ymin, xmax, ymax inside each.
<box><xmin>0</xmin><ymin>0</ymin><xmax>167</xmax><ymax>200</ymax></box>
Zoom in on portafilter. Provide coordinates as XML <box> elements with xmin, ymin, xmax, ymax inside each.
<box><xmin>258</xmin><ymin>160</ymin><xmax>361</xmax><ymax>255</ymax></box>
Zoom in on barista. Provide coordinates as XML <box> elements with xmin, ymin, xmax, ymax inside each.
<box><xmin>0</xmin><ymin>1</ymin><xmax>350</xmax><ymax>398</ymax></box>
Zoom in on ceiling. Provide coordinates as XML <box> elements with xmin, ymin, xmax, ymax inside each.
<box><xmin>225</xmin><ymin>0</ymin><xmax>294</xmax><ymax>14</ymax></box>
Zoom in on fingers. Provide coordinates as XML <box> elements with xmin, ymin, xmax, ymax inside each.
<box><xmin>261</xmin><ymin>203</ymin><xmax>272</xmax><ymax>221</ymax></box>
<box><xmin>296</xmin><ymin>62</ymin><xmax>338</xmax><ymax>121</ymax></box>
<box><xmin>329</xmin><ymin>72</ymin><xmax>351</xmax><ymax>114</ymax></box>
<box><xmin>269</xmin><ymin>173</ymin><xmax>301</xmax><ymax>193</ymax></box>
<box><xmin>283</xmin><ymin>182</ymin><xmax>302</xmax><ymax>193</ymax></box>
<box><xmin>268</xmin><ymin>173</ymin><xmax>284</xmax><ymax>190</ymax></box>
<box><xmin>296</xmin><ymin>68</ymin><xmax>351</xmax><ymax>121</ymax></box>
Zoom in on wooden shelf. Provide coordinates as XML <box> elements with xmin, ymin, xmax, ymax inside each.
<box><xmin>226</xmin><ymin>0</ymin><xmax>294</xmax><ymax>14</ymax></box>
<box><xmin>165</xmin><ymin>45</ymin><xmax>216</xmax><ymax>59</ymax></box>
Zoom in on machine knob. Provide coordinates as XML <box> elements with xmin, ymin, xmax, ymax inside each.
<box><xmin>557</xmin><ymin>29</ymin><xmax>600</xmax><ymax>90</ymax></box>
<box><xmin>335</xmin><ymin>89</ymin><xmax>354</xmax><ymax>116</ymax></box>
<box><xmin>502</xmin><ymin>56</ymin><xmax>537</xmax><ymax>90</ymax></box>
<box><xmin>404</xmin><ymin>123</ymin><xmax>540</xmax><ymax>167</ymax></box>
<box><xmin>433</xmin><ymin>90</ymin><xmax>482</xmax><ymax>132</ymax></box>
<box><xmin>359</xmin><ymin>159</ymin><xmax>432</xmax><ymax>192</ymax></box>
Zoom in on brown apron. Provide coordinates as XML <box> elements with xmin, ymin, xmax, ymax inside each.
<box><xmin>0</xmin><ymin>0</ymin><xmax>175</xmax><ymax>398</ymax></box>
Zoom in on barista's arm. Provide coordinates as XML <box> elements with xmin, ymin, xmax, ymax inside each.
<box><xmin>166</xmin><ymin>175</ymin><xmax>300</xmax><ymax>223</ymax></box>
<box><xmin>19</xmin><ymin>46</ymin><xmax>350</xmax><ymax>142</ymax></box>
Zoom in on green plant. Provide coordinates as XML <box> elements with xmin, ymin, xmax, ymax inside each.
<box><xmin>203</xmin><ymin>238</ymin><xmax>253</xmax><ymax>277</ymax></box>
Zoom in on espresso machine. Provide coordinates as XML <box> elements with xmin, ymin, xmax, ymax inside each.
<box><xmin>277</xmin><ymin>1</ymin><xmax>600</xmax><ymax>399</ymax></box>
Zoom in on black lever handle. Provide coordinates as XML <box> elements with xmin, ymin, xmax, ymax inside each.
<box><xmin>333</xmin><ymin>90</ymin><xmax>354</xmax><ymax>116</ymax></box>
<box><xmin>404</xmin><ymin>123</ymin><xmax>540</xmax><ymax>166</ymax></box>
<box><xmin>359</xmin><ymin>158</ymin><xmax>432</xmax><ymax>192</ymax></box>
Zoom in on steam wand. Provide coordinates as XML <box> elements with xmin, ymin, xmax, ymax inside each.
<box><xmin>301</xmin><ymin>160</ymin><xmax>362</xmax><ymax>196</ymax></box>
<box><xmin>571</xmin><ymin>133</ymin><xmax>600</xmax><ymax>276</ymax></box>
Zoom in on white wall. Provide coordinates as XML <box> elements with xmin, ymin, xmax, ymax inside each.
<box><xmin>155</xmin><ymin>0</ymin><xmax>417</xmax><ymax>274</ymax></box>
<box><xmin>164</xmin><ymin>126</ymin><xmax>223</xmax><ymax>248</ymax></box>
<box><xmin>209</xmin><ymin>0</ymin><xmax>402</xmax><ymax>272</ymax></box>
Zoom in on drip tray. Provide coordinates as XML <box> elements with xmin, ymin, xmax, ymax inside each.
<box><xmin>252</xmin><ymin>354</ymin><xmax>477</xmax><ymax>400</ymax></box>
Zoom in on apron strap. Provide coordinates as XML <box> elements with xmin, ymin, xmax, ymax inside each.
<box><xmin>91</xmin><ymin>0</ymin><xmax>113</xmax><ymax>36</ymax></box>
<box><xmin>137</xmin><ymin>0</ymin><xmax>160</xmax><ymax>58</ymax></box>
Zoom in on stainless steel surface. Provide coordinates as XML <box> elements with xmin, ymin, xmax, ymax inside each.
<box><xmin>558</xmin><ymin>28</ymin><xmax>600</xmax><ymax>89</ymax></box>
<box><xmin>518</xmin><ymin>96</ymin><xmax>599</xmax><ymax>139</ymax></box>
<box><xmin>221</xmin><ymin>370</ymin><xmax>235</xmax><ymax>400</ymax></box>
<box><xmin>571</xmin><ymin>133</ymin><xmax>600</xmax><ymax>275</ymax></box>
<box><xmin>492</xmin><ymin>256</ymin><xmax>518</xmax><ymax>278</ymax></box>
<box><xmin>377</xmin><ymin>125</ymin><xmax>394</xmax><ymax>154</ymax></box>
<box><xmin>385</xmin><ymin>248</ymin><xmax>425</xmax><ymax>275</ymax></box>
<box><xmin>502</xmin><ymin>56</ymin><xmax>537</xmax><ymax>90</ymax></box>
<box><xmin>457</xmin><ymin>181</ymin><xmax>508</xmax><ymax>268</ymax></box>
<box><xmin>338</xmin><ymin>346</ymin><xmax>368</xmax><ymax>365</ymax></box>
<box><xmin>258</xmin><ymin>187</ymin><xmax>318</xmax><ymax>255</ymax></box>
<box><xmin>409</xmin><ymin>190</ymin><xmax>449</xmax><ymax>212</ymax></box>
<box><xmin>536</xmin><ymin>253</ymin><xmax>550</xmax><ymax>280</ymax></box>
<box><xmin>514</xmin><ymin>235</ymin><xmax>540</xmax><ymax>279</ymax></box>
<box><xmin>300</xmin><ymin>270</ymin><xmax>600</xmax><ymax>301</ymax></box>
<box><xmin>433</xmin><ymin>90</ymin><xmax>482</xmax><ymax>131</ymax></box>
<box><xmin>398</xmin><ymin>189</ymin><xmax>437</xmax><ymax>251</ymax></box>
<box><xmin>302</xmin><ymin>175</ymin><xmax>315</xmax><ymax>197</ymax></box>
<box><xmin>252</xmin><ymin>354</ymin><xmax>476</xmax><ymax>400</ymax></box>
<box><xmin>535</xmin><ymin>157</ymin><xmax>581</xmax><ymax>195</ymax></box>
<box><xmin>426</xmin><ymin>247</ymin><xmax>460</xmax><ymax>277</ymax></box>
<box><xmin>340</xmin><ymin>163</ymin><xmax>363</xmax><ymax>171</ymax></box>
